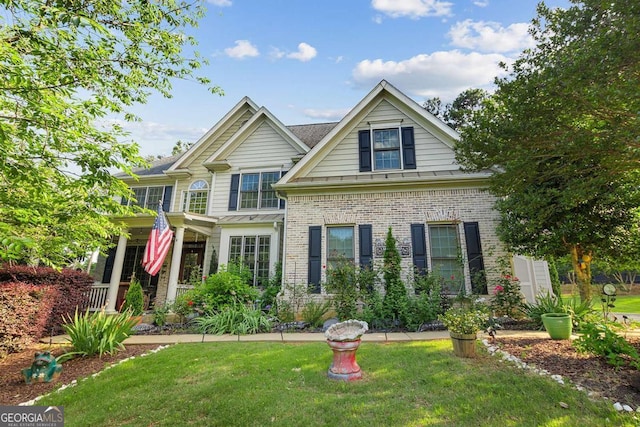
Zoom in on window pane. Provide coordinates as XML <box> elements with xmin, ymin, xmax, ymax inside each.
<box><xmin>374</xmin><ymin>150</ymin><xmax>400</xmax><ymax>170</ymax></box>
<box><xmin>229</xmin><ymin>237</ymin><xmax>242</xmax><ymax>263</ymax></box>
<box><xmin>260</xmin><ymin>172</ymin><xmax>280</xmax><ymax>208</ymax></box>
<box><xmin>188</xmin><ymin>191</ymin><xmax>207</xmax><ymax>214</ymax></box>
<box><xmin>430</xmin><ymin>225</ymin><xmax>459</xmax><ymax>258</ymax></box>
<box><xmin>146</xmin><ymin>187</ymin><xmax>164</xmax><ymax>209</ymax></box>
<box><xmin>243</xmin><ymin>236</ymin><xmax>256</xmax><ymax>279</ymax></box>
<box><xmin>240</xmin><ymin>174</ymin><xmax>259</xmax><ymax>209</ymax></box>
<box><xmin>131</xmin><ymin>188</ymin><xmax>147</xmax><ymax>208</ymax></box>
<box><xmin>327</xmin><ymin>227</ymin><xmax>354</xmax><ymax>267</ymax></box>
<box><xmin>429</xmin><ymin>225</ymin><xmax>462</xmax><ymax>294</ymax></box>
<box><xmin>190</xmin><ymin>180</ymin><xmax>208</xmax><ymax>190</ymax></box>
<box><xmin>256</xmin><ymin>236</ymin><xmax>271</xmax><ymax>286</ymax></box>
<box><xmin>373</xmin><ymin>129</ymin><xmax>400</xmax><ymax>149</ymax></box>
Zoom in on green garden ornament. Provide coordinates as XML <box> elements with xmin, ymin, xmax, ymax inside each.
<box><xmin>22</xmin><ymin>351</ymin><xmax>62</xmax><ymax>384</ymax></box>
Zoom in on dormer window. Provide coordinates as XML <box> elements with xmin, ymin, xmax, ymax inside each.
<box><xmin>182</xmin><ymin>180</ymin><xmax>209</xmax><ymax>214</ymax></box>
<box><xmin>373</xmin><ymin>128</ymin><xmax>401</xmax><ymax>170</ymax></box>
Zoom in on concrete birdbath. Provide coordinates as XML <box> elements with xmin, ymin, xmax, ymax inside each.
<box><xmin>324</xmin><ymin>319</ymin><xmax>368</xmax><ymax>381</ymax></box>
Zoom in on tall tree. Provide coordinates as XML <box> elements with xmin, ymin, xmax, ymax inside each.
<box><xmin>455</xmin><ymin>0</ymin><xmax>640</xmax><ymax>301</ymax></box>
<box><xmin>0</xmin><ymin>0</ymin><xmax>220</xmax><ymax>266</ymax></box>
<box><xmin>423</xmin><ymin>89</ymin><xmax>488</xmax><ymax>131</ymax></box>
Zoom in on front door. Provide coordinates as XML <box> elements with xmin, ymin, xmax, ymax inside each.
<box><xmin>179</xmin><ymin>242</ymin><xmax>206</xmax><ymax>284</ymax></box>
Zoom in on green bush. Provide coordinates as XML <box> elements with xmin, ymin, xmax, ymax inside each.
<box><xmin>490</xmin><ymin>274</ymin><xmax>525</xmax><ymax>318</ymax></box>
<box><xmin>381</xmin><ymin>227</ymin><xmax>409</xmax><ymax>326</ymax></box>
<box><xmin>193</xmin><ymin>303</ymin><xmax>271</xmax><ymax>335</ymax></box>
<box><xmin>181</xmin><ymin>268</ymin><xmax>259</xmax><ymax>315</ymax></box>
<box><xmin>62</xmin><ymin>308</ymin><xmax>137</xmax><ymax>357</ymax></box>
<box><xmin>121</xmin><ymin>277</ymin><xmax>144</xmax><ymax>316</ymax></box>
<box><xmin>523</xmin><ymin>292</ymin><xmax>567</xmax><ymax>328</ymax></box>
<box><xmin>300</xmin><ymin>300</ymin><xmax>332</xmax><ymax>328</ymax></box>
<box><xmin>324</xmin><ymin>259</ymin><xmax>360</xmax><ymax>320</ymax></box>
<box><xmin>405</xmin><ymin>273</ymin><xmax>447</xmax><ymax>331</ymax></box>
<box><xmin>573</xmin><ymin>322</ymin><xmax>640</xmax><ymax>369</ymax></box>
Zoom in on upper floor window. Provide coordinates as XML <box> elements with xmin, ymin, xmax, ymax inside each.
<box><xmin>239</xmin><ymin>171</ymin><xmax>281</xmax><ymax>210</ymax></box>
<box><xmin>124</xmin><ymin>186</ymin><xmax>167</xmax><ymax>210</ymax></box>
<box><xmin>182</xmin><ymin>180</ymin><xmax>209</xmax><ymax>214</ymax></box>
<box><xmin>358</xmin><ymin>126</ymin><xmax>416</xmax><ymax>172</ymax></box>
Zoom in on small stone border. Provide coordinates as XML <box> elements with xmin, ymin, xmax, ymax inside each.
<box><xmin>19</xmin><ymin>345</ymin><xmax>171</xmax><ymax>406</ymax></box>
<box><xmin>481</xmin><ymin>339</ymin><xmax>639</xmax><ymax>414</ymax></box>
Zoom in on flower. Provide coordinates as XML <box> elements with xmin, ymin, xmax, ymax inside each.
<box><xmin>494</xmin><ymin>285</ymin><xmax>504</xmax><ymax>294</ymax></box>
<box><xmin>187</xmin><ymin>301</ymin><xmax>193</xmax><ymax>306</ymax></box>
<box><xmin>438</xmin><ymin>305</ymin><xmax>489</xmax><ymax>335</ymax></box>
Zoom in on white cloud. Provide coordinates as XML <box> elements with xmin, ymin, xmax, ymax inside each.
<box><xmin>303</xmin><ymin>108</ymin><xmax>351</xmax><ymax>121</ymax></box>
<box><xmin>448</xmin><ymin>20</ymin><xmax>533</xmax><ymax>53</ymax></box>
<box><xmin>371</xmin><ymin>0</ymin><xmax>454</xmax><ymax>19</ymax></box>
<box><xmin>352</xmin><ymin>50</ymin><xmax>509</xmax><ymax>101</ymax></box>
<box><xmin>224</xmin><ymin>40</ymin><xmax>259</xmax><ymax>59</ymax></box>
<box><xmin>473</xmin><ymin>0</ymin><xmax>489</xmax><ymax>6</ymax></box>
<box><xmin>207</xmin><ymin>0</ymin><xmax>232</xmax><ymax>6</ymax></box>
<box><xmin>287</xmin><ymin>43</ymin><xmax>317</xmax><ymax>62</ymax></box>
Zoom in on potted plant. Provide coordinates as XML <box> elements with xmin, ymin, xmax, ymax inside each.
<box><xmin>541</xmin><ymin>312</ymin><xmax>572</xmax><ymax>339</ymax></box>
<box><xmin>438</xmin><ymin>304</ymin><xmax>489</xmax><ymax>358</ymax></box>
<box><xmin>121</xmin><ymin>276</ymin><xmax>145</xmax><ymax>322</ymax></box>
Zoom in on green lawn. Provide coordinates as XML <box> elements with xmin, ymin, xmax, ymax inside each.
<box><xmin>37</xmin><ymin>341</ymin><xmax>632</xmax><ymax>427</ymax></box>
<box><xmin>563</xmin><ymin>295</ymin><xmax>640</xmax><ymax>314</ymax></box>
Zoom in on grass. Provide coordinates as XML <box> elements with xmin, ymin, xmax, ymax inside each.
<box><xmin>562</xmin><ymin>295</ymin><xmax>640</xmax><ymax>314</ymax></box>
<box><xmin>36</xmin><ymin>341</ymin><xmax>633</xmax><ymax>427</ymax></box>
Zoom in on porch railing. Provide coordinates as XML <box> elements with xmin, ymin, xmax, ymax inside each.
<box><xmin>176</xmin><ymin>284</ymin><xmax>194</xmax><ymax>299</ymax></box>
<box><xmin>87</xmin><ymin>284</ymin><xmax>109</xmax><ymax>311</ymax></box>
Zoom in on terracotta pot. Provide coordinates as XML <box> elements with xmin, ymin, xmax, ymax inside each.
<box><xmin>541</xmin><ymin>313</ymin><xmax>572</xmax><ymax>340</ymax></box>
<box><xmin>449</xmin><ymin>332</ymin><xmax>477</xmax><ymax>358</ymax></box>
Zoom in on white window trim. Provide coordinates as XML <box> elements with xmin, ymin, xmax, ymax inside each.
<box><xmin>369</xmin><ymin>121</ymin><xmax>404</xmax><ymax>172</ymax></box>
<box><xmin>238</xmin><ymin>170</ymin><xmax>282</xmax><ymax>210</ymax></box>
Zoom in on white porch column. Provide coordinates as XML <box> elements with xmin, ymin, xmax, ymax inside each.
<box><xmin>165</xmin><ymin>226</ymin><xmax>185</xmax><ymax>304</ymax></box>
<box><xmin>105</xmin><ymin>233</ymin><xmax>128</xmax><ymax>313</ymax></box>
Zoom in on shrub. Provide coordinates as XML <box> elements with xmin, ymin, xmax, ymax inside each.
<box><xmin>405</xmin><ymin>272</ymin><xmax>447</xmax><ymax>331</ymax></box>
<box><xmin>324</xmin><ymin>259</ymin><xmax>360</xmax><ymax>320</ymax></box>
<box><xmin>300</xmin><ymin>300</ymin><xmax>332</xmax><ymax>328</ymax></box>
<box><xmin>439</xmin><ymin>302</ymin><xmax>489</xmax><ymax>335</ymax></box>
<box><xmin>0</xmin><ymin>264</ymin><xmax>92</xmax><ymax>334</ymax></box>
<box><xmin>62</xmin><ymin>308</ymin><xmax>138</xmax><ymax>357</ymax></box>
<box><xmin>490</xmin><ymin>274</ymin><xmax>525</xmax><ymax>318</ymax></box>
<box><xmin>193</xmin><ymin>303</ymin><xmax>271</xmax><ymax>335</ymax></box>
<box><xmin>194</xmin><ymin>269</ymin><xmax>259</xmax><ymax>313</ymax></box>
<box><xmin>0</xmin><ymin>282</ymin><xmax>56</xmax><ymax>357</ymax></box>
<box><xmin>523</xmin><ymin>292</ymin><xmax>567</xmax><ymax>328</ymax></box>
<box><xmin>381</xmin><ymin>227</ymin><xmax>409</xmax><ymax>326</ymax></box>
<box><xmin>121</xmin><ymin>277</ymin><xmax>144</xmax><ymax>316</ymax></box>
<box><xmin>573</xmin><ymin>322</ymin><xmax>640</xmax><ymax>370</ymax></box>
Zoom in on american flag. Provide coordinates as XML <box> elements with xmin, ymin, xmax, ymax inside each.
<box><xmin>142</xmin><ymin>202</ymin><xmax>174</xmax><ymax>276</ymax></box>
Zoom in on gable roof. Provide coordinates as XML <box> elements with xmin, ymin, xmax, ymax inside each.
<box><xmin>204</xmin><ymin>106</ymin><xmax>311</xmax><ymax>165</ymax></box>
<box><xmin>276</xmin><ymin>79</ymin><xmax>489</xmax><ymax>189</ymax></box>
<box><xmin>288</xmin><ymin>122</ymin><xmax>338</xmax><ymax>148</ymax></box>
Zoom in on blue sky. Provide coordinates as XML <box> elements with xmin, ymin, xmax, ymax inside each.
<box><xmin>124</xmin><ymin>0</ymin><xmax>570</xmax><ymax>157</ymax></box>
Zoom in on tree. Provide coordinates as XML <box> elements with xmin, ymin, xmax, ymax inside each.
<box><xmin>454</xmin><ymin>0</ymin><xmax>640</xmax><ymax>302</ymax></box>
<box><xmin>0</xmin><ymin>0</ymin><xmax>221</xmax><ymax>266</ymax></box>
<box><xmin>171</xmin><ymin>140</ymin><xmax>194</xmax><ymax>155</ymax></box>
<box><xmin>382</xmin><ymin>227</ymin><xmax>408</xmax><ymax>324</ymax></box>
<box><xmin>423</xmin><ymin>89</ymin><xmax>488</xmax><ymax>131</ymax></box>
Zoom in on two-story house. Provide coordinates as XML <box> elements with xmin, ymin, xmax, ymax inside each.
<box><xmin>92</xmin><ymin>80</ymin><xmax>535</xmax><ymax>312</ymax></box>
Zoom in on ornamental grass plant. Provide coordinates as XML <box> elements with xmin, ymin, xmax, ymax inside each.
<box><xmin>62</xmin><ymin>308</ymin><xmax>138</xmax><ymax>357</ymax></box>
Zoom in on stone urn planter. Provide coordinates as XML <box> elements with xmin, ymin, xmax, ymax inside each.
<box><xmin>541</xmin><ymin>313</ymin><xmax>572</xmax><ymax>340</ymax></box>
<box><xmin>324</xmin><ymin>320</ymin><xmax>368</xmax><ymax>381</ymax></box>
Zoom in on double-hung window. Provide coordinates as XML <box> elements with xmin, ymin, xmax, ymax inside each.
<box><xmin>428</xmin><ymin>224</ymin><xmax>463</xmax><ymax>294</ymax></box>
<box><xmin>326</xmin><ymin>226</ymin><xmax>354</xmax><ymax>269</ymax></box>
<box><xmin>239</xmin><ymin>172</ymin><xmax>280</xmax><ymax>209</ymax></box>
<box><xmin>373</xmin><ymin>128</ymin><xmax>401</xmax><ymax>170</ymax></box>
<box><xmin>126</xmin><ymin>186</ymin><xmax>166</xmax><ymax>209</ymax></box>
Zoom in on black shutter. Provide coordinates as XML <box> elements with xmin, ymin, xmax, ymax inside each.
<box><xmin>402</xmin><ymin>127</ymin><xmax>416</xmax><ymax>169</ymax></box>
<box><xmin>308</xmin><ymin>226</ymin><xmax>322</xmax><ymax>293</ymax></box>
<box><xmin>359</xmin><ymin>225</ymin><xmax>373</xmax><ymax>269</ymax></box>
<box><xmin>411</xmin><ymin>224</ymin><xmax>427</xmax><ymax>273</ymax></box>
<box><xmin>228</xmin><ymin>174</ymin><xmax>240</xmax><ymax>211</ymax></box>
<box><xmin>279</xmin><ymin>170</ymin><xmax>287</xmax><ymax>209</ymax></box>
<box><xmin>162</xmin><ymin>186</ymin><xmax>173</xmax><ymax>212</ymax></box>
<box><xmin>101</xmin><ymin>247</ymin><xmax>117</xmax><ymax>283</ymax></box>
<box><xmin>464</xmin><ymin>222</ymin><xmax>486</xmax><ymax>293</ymax></box>
<box><xmin>358</xmin><ymin>130</ymin><xmax>372</xmax><ymax>172</ymax></box>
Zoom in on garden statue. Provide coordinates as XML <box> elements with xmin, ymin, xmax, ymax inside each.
<box><xmin>22</xmin><ymin>351</ymin><xmax>62</xmax><ymax>384</ymax></box>
<box><xmin>325</xmin><ymin>319</ymin><xmax>368</xmax><ymax>381</ymax></box>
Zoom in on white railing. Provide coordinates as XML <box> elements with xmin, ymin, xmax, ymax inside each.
<box><xmin>176</xmin><ymin>284</ymin><xmax>194</xmax><ymax>299</ymax></box>
<box><xmin>87</xmin><ymin>284</ymin><xmax>109</xmax><ymax>311</ymax></box>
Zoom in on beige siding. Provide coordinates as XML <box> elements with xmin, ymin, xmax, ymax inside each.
<box><xmin>227</xmin><ymin>121</ymin><xmax>302</xmax><ymax>169</ymax></box>
<box><xmin>307</xmin><ymin>99</ymin><xmax>458</xmax><ymax>178</ymax></box>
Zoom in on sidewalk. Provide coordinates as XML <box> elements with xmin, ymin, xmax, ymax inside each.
<box><xmin>45</xmin><ymin>329</ymin><xmax>584</xmax><ymax>346</ymax></box>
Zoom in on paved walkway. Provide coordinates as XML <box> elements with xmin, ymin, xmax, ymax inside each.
<box><xmin>44</xmin><ymin>327</ymin><xmax>640</xmax><ymax>346</ymax></box>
